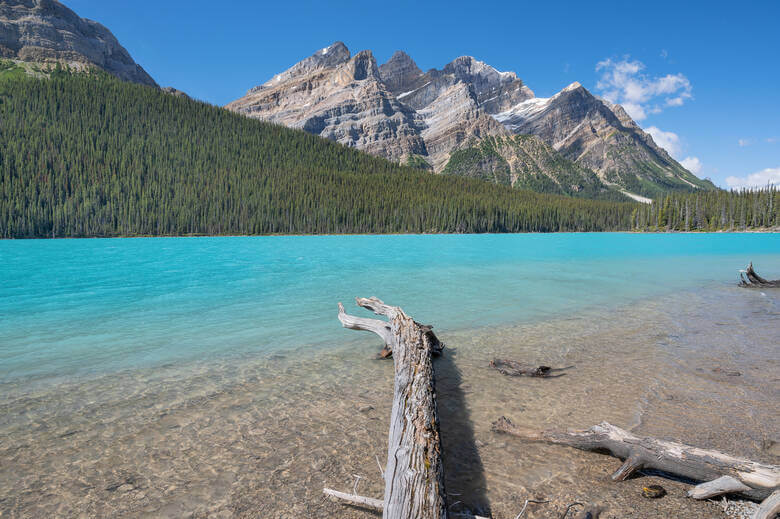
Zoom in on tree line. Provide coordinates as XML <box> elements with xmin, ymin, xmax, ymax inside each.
<box><xmin>631</xmin><ymin>187</ymin><xmax>778</xmax><ymax>231</ymax></box>
<box><xmin>0</xmin><ymin>69</ymin><xmax>774</xmax><ymax>238</ymax></box>
<box><xmin>0</xmin><ymin>70</ymin><xmax>640</xmax><ymax>237</ymax></box>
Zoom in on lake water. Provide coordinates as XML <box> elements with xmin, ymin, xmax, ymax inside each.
<box><xmin>1</xmin><ymin>234</ymin><xmax>779</xmax><ymax>518</ymax></box>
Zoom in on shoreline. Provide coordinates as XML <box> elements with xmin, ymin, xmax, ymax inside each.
<box><xmin>2</xmin><ymin>227</ymin><xmax>779</xmax><ymax>240</ymax></box>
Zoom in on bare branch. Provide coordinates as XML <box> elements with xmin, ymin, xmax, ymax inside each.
<box><xmin>337</xmin><ymin>302</ymin><xmax>394</xmax><ymax>348</ymax></box>
<box><xmin>355</xmin><ymin>296</ymin><xmax>401</xmax><ymax>319</ymax></box>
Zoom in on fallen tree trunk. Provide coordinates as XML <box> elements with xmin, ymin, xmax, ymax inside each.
<box><xmin>328</xmin><ymin>297</ymin><xmax>448</xmax><ymax>519</ymax></box>
<box><xmin>492</xmin><ymin>417</ymin><xmax>780</xmax><ymax>504</ymax></box>
<box><xmin>739</xmin><ymin>262</ymin><xmax>780</xmax><ymax>288</ymax></box>
<box><xmin>490</xmin><ymin>358</ymin><xmax>571</xmax><ymax>378</ymax></box>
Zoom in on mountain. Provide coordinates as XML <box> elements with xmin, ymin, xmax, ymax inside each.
<box><xmin>228</xmin><ymin>42</ymin><xmax>716</xmax><ymax>200</ymax></box>
<box><xmin>0</xmin><ymin>0</ymin><xmax>156</xmax><ymax>86</ymax></box>
<box><xmin>226</xmin><ymin>42</ymin><xmax>427</xmax><ymax>162</ymax></box>
<box><xmin>493</xmin><ymin>82</ymin><xmax>713</xmax><ymax>197</ymax></box>
<box><xmin>0</xmin><ymin>69</ymin><xmax>640</xmax><ymax>238</ymax></box>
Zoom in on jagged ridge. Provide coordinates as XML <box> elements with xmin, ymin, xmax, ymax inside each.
<box><xmin>228</xmin><ymin>42</ymin><xmax>716</xmax><ymax>200</ymax></box>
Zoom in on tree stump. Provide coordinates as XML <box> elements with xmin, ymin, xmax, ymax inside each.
<box><xmin>739</xmin><ymin>262</ymin><xmax>780</xmax><ymax>288</ymax></box>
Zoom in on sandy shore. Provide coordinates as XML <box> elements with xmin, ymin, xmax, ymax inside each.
<box><xmin>1</xmin><ymin>287</ymin><xmax>778</xmax><ymax>518</ymax></box>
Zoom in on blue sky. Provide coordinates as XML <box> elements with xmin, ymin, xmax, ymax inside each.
<box><xmin>67</xmin><ymin>0</ymin><xmax>779</xmax><ymax>189</ymax></box>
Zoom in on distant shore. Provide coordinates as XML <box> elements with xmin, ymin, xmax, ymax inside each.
<box><xmin>2</xmin><ymin>227</ymin><xmax>779</xmax><ymax>240</ymax></box>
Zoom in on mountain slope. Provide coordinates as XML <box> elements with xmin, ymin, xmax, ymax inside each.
<box><xmin>229</xmin><ymin>42</ymin><xmax>715</xmax><ymax>200</ymax></box>
<box><xmin>0</xmin><ymin>70</ymin><xmax>640</xmax><ymax>238</ymax></box>
<box><xmin>0</xmin><ymin>0</ymin><xmax>156</xmax><ymax>86</ymax></box>
<box><xmin>443</xmin><ymin>135</ymin><xmax>622</xmax><ymax>200</ymax></box>
<box><xmin>492</xmin><ymin>82</ymin><xmax>715</xmax><ymax>197</ymax></box>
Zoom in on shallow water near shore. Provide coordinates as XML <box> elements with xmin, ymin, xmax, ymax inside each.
<box><xmin>1</xmin><ymin>234</ymin><xmax>779</xmax><ymax>518</ymax></box>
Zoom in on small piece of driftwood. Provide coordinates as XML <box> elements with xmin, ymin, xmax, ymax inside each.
<box><xmin>490</xmin><ymin>359</ymin><xmax>571</xmax><ymax>378</ymax></box>
<box><xmin>330</xmin><ymin>297</ymin><xmax>448</xmax><ymax>519</ymax></box>
<box><xmin>323</xmin><ymin>488</ymin><xmax>383</xmax><ymax>511</ymax></box>
<box><xmin>739</xmin><ymin>262</ymin><xmax>780</xmax><ymax>288</ymax></box>
<box><xmin>322</xmin><ymin>488</ymin><xmax>490</xmax><ymax>518</ymax></box>
<box><xmin>492</xmin><ymin>417</ymin><xmax>780</xmax><ymax>504</ymax></box>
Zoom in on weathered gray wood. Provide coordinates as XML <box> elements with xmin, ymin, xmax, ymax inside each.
<box><xmin>339</xmin><ymin>297</ymin><xmax>443</xmax><ymax>358</ymax></box>
<box><xmin>754</xmin><ymin>490</ymin><xmax>780</xmax><ymax>519</ymax></box>
<box><xmin>687</xmin><ymin>475</ymin><xmax>752</xmax><ymax>499</ymax></box>
<box><xmin>322</xmin><ymin>489</ymin><xmax>489</xmax><ymax>519</ymax></box>
<box><xmin>338</xmin><ymin>302</ymin><xmax>395</xmax><ymax>351</ymax></box>
<box><xmin>740</xmin><ymin>262</ymin><xmax>780</xmax><ymax>288</ymax></box>
<box><xmin>323</xmin><ymin>488</ymin><xmax>383</xmax><ymax>511</ymax></box>
<box><xmin>492</xmin><ymin>417</ymin><xmax>780</xmax><ymax>501</ymax></box>
<box><xmin>333</xmin><ymin>297</ymin><xmax>448</xmax><ymax>519</ymax></box>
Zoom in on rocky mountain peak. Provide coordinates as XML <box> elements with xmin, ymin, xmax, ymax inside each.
<box><xmin>438</xmin><ymin>55</ymin><xmax>533</xmax><ymax>113</ymax></box>
<box><xmin>342</xmin><ymin>49</ymin><xmax>379</xmax><ymax>81</ymax></box>
<box><xmin>379</xmin><ymin>50</ymin><xmax>423</xmax><ymax>93</ymax></box>
<box><xmin>255</xmin><ymin>40</ymin><xmax>350</xmax><ymax>92</ymax></box>
<box><xmin>0</xmin><ymin>0</ymin><xmax>157</xmax><ymax>86</ymax></box>
<box><xmin>443</xmin><ymin>55</ymin><xmax>518</xmax><ymax>83</ymax></box>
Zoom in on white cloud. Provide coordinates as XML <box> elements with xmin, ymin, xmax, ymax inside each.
<box><xmin>680</xmin><ymin>156</ymin><xmax>702</xmax><ymax>174</ymax></box>
<box><xmin>645</xmin><ymin>128</ymin><xmax>703</xmax><ymax>176</ymax></box>
<box><xmin>725</xmin><ymin>167</ymin><xmax>780</xmax><ymax>189</ymax></box>
<box><xmin>646</xmin><ymin>126</ymin><xmax>682</xmax><ymax>157</ymax></box>
<box><xmin>738</xmin><ymin>138</ymin><xmax>752</xmax><ymax>147</ymax></box>
<box><xmin>767</xmin><ymin>137</ymin><xmax>778</xmax><ymax>144</ymax></box>
<box><xmin>595</xmin><ymin>58</ymin><xmax>692</xmax><ymax>120</ymax></box>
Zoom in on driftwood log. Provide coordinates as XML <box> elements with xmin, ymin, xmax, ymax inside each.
<box><xmin>325</xmin><ymin>297</ymin><xmax>448</xmax><ymax>519</ymax></box>
<box><xmin>492</xmin><ymin>418</ymin><xmax>780</xmax><ymax>507</ymax></box>
<box><xmin>490</xmin><ymin>358</ymin><xmax>571</xmax><ymax>378</ymax></box>
<box><xmin>739</xmin><ymin>262</ymin><xmax>780</xmax><ymax>288</ymax></box>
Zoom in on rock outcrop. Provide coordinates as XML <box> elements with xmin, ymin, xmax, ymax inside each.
<box><xmin>228</xmin><ymin>42</ymin><xmax>715</xmax><ymax>199</ymax></box>
<box><xmin>161</xmin><ymin>86</ymin><xmax>189</xmax><ymax>99</ymax></box>
<box><xmin>0</xmin><ymin>0</ymin><xmax>156</xmax><ymax>86</ymax></box>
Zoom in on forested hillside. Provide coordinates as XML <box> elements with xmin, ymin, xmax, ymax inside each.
<box><xmin>632</xmin><ymin>187</ymin><xmax>778</xmax><ymax>231</ymax></box>
<box><xmin>0</xmin><ymin>69</ymin><xmax>641</xmax><ymax>237</ymax></box>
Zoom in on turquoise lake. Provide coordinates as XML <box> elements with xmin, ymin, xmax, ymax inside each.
<box><xmin>1</xmin><ymin>233</ymin><xmax>779</xmax><ymax>518</ymax></box>
<box><xmin>1</xmin><ymin>233</ymin><xmax>778</xmax><ymax>386</ymax></box>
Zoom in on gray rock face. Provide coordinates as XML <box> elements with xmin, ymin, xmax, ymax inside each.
<box><xmin>441</xmin><ymin>56</ymin><xmax>534</xmax><ymax>113</ymax></box>
<box><xmin>378</xmin><ymin>50</ymin><xmax>423</xmax><ymax>94</ymax></box>
<box><xmin>418</xmin><ymin>82</ymin><xmax>508</xmax><ymax>171</ymax></box>
<box><xmin>228</xmin><ymin>43</ymin><xmax>714</xmax><ymax>198</ymax></box>
<box><xmin>227</xmin><ymin>44</ymin><xmax>427</xmax><ymax>162</ymax></box>
<box><xmin>0</xmin><ymin>0</ymin><xmax>156</xmax><ymax>86</ymax></box>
